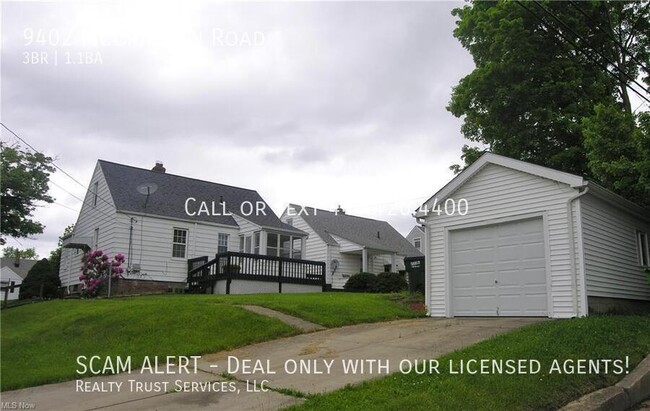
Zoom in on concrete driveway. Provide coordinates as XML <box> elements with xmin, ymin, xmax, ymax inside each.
<box><xmin>2</xmin><ymin>317</ymin><xmax>543</xmax><ymax>410</ymax></box>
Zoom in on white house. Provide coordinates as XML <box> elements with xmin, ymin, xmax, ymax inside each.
<box><xmin>280</xmin><ymin>205</ymin><xmax>422</xmax><ymax>289</ymax></box>
<box><xmin>59</xmin><ymin>160</ymin><xmax>307</xmax><ymax>294</ymax></box>
<box><xmin>1</xmin><ymin>258</ymin><xmax>37</xmax><ymax>301</ymax></box>
<box><xmin>415</xmin><ymin>153</ymin><xmax>650</xmax><ymax>318</ymax></box>
<box><xmin>405</xmin><ymin>225</ymin><xmax>425</xmax><ymax>252</ymax></box>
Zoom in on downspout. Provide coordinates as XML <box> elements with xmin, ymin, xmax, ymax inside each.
<box><xmin>416</xmin><ymin>217</ymin><xmax>429</xmax><ymax>316</ymax></box>
<box><xmin>566</xmin><ymin>186</ymin><xmax>589</xmax><ymax>318</ymax></box>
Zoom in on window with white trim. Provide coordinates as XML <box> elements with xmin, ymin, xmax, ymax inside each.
<box><xmin>172</xmin><ymin>228</ymin><xmax>188</xmax><ymax>258</ymax></box>
<box><xmin>414</xmin><ymin>238</ymin><xmax>421</xmax><ymax>251</ymax></box>
<box><xmin>217</xmin><ymin>233</ymin><xmax>228</xmax><ymax>254</ymax></box>
<box><xmin>637</xmin><ymin>231</ymin><xmax>649</xmax><ymax>267</ymax></box>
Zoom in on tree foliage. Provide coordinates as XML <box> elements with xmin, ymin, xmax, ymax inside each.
<box><xmin>1</xmin><ymin>246</ymin><xmax>38</xmax><ymax>259</ymax></box>
<box><xmin>448</xmin><ymin>1</ymin><xmax>650</xmax><ymax>206</ymax></box>
<box><xmin>1</xmin><ymin>143</ymin><xmax>55</xmax><ymax>245</ymax></box>
<box><xmin>583</xmin><ymin>106</ymin><xmax>650</xmax><ymax>207</ymax></box>
<box><xmin>19</xmin><ymin>258</ymin><xmax>61</xmax><ymax>300</ymax></box>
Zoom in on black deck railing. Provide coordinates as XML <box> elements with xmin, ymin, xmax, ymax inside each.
<box><xmin>187</xmin><ymin>252</ymin><xmax>326</xmax><ymax>294</ymax></box>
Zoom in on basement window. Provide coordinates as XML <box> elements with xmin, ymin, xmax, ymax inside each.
<box><xmin>637</xmin><ymin>231</ymin><xmax>649</xmax><ymax>267</ymax></box>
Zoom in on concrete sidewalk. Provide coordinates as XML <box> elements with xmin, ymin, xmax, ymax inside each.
<box><xmin>1</xmin><ymin>317</ymin><xmax>542</xmax><ymax>411</ymax></box>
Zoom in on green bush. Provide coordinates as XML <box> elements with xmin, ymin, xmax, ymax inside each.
<box><xmin>375</xmin><ymin>272</ymin><xmax>408</xmax><ymax>293</ymax></box>
<box><xmin>19</xmin><ymin>258</ymin><xmax>61</xmax><ymax>299</ymax></box>
<box><xmin>344</xmin><ymin>272</ymin><xmax>377</xmax><ymax>292</ymax></box>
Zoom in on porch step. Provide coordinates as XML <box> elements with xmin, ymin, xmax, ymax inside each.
<box><xmin>239</xmin><ymin>305</ymin><xmax>326</xmax><ymax>333</ymax></box>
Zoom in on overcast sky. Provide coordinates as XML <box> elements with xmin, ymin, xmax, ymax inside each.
<box><xmin>1</xmin><ymin>0</ymin><xmax>474</xmax><ymax>258</ymax></box>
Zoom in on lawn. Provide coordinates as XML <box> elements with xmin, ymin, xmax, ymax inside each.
<box><xmin>208</xmin><ymin>292</ymin><xmax>424</xmax><ymax>327</ymax></box>
<box><xmin>1</xmin><ymin>293</ymin><xmax>421</xmax><ymax>391</ymax></box>
<box><xmin>288</xmin><ymin>315</ymin><xmax>650</xmax><ymax>410</ymax></box>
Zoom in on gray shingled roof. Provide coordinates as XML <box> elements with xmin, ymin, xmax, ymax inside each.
<box><xmin>99</xmin><ymin>161</ymin><xmax>303</xmax><ymax>234</ymax></box>
<box><xmin>290</xmin><ymin>204</ymin><xmax>423</xmax><ymax>257</ymax></box>
<box><xmin>0</xmin><ymin>258</ymin><xmax>38</xmax><ymax>279</ymax></box>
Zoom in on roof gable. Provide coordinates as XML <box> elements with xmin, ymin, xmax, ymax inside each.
<box><xmin>288</xmin><ymin>204</ymin><xmax>422</xmax><ymax>257</ymax></box>
<box><xmin>98</xmin><ymin>160</ymin><xmax>292</xmax><ymax>230</ymax></box>
<box><xmin>0</xmin><ymin>258</ymin><xmax>38</xmax><ymax>279</ymax></box>
<box><xmin>418</xmin><ymin>153</ymin><xmax>586</xmax><ymax>215</ymax></box>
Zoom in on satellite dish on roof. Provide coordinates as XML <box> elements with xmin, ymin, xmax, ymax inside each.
<box><xmin>136</xmin><ymin>183</ymin><xmax>158</xmax><ymax>195</ymax></box>
<box><xmin>136</xmin><ymin>183</ymin><xmax>158</xmax><ymax>208</ymax></box>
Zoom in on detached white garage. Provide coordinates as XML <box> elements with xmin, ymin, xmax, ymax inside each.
<box><xmin>417</xmin><ymin>153</ymin><xmax>650</xmax><ymax>318</ymax></box>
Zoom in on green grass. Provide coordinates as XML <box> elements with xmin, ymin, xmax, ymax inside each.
<box><xmin>1</xmin><ymin>293</ymin><xmax>421</xmax><ymax>391</ymax></box>
<box><xmin>207</xmin><ymin>292</ymin><xmax>424</xmax><ymax>327</ymax></box>
<box><xmin>288</xmin><ymin>315</ymin><xmax>650</xmax><ymax>411</ymax></box>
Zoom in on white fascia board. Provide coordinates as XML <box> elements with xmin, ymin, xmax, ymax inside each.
<box><xmin>415</xmin><ymin>153</ymin><xmax>586</xmax><ymax>218</ymax></box>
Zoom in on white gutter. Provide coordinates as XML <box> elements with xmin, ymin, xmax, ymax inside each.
<box><xmin>566</xmin><ymin>186</ymin><xmax>589</xmax><ymax>317</ymax></box>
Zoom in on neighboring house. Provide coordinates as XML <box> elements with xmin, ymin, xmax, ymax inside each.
<box><xmin>415</xmin><ymin>153</ymin><xmax>650</xmax><ymax>319</ymax></box>
<box><xmin>59</xmin><ymin>160</ymin><xmax>306</xmax><ymax>294</ymax></box>
<box><xmin>280</xmin><ymin>204</ymin><xmax>422</xmax><ymax>289</ymax></box>
<box><xmin>0</xmin><ymin>257</ymin><xmax>37</xmax><ymax>301</ymax></box>
<box><xmin>405</xmin><ymin>225</ymin><xmax>425</xmax><ymax>252</ymax></box>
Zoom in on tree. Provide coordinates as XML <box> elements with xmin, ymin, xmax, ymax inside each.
<box><xmin>49</xmin><ymin>224</ymin><xmax>75</xmax><ymax>275</ymax></box>
<box><xmin>1</xmin><ymin>246</ymin><xmax>38</xmax><ymax>259</ymax></box>
<box><xmin>583</xmin><ymin>106</ymin><xmax>650</xmax><ymax>207</ymax></box>
<box><xmin>18</xmin><ymin>258</ymin><xmax>61</xmax><ymax>299</ymax></box>
<box><xmin>1</xmin><ymin>143</ymin><xmax>56</xmax><ymax>245</ymax></box>
<box><xmin>448</xmin><ymin>1</ymin><xmax>649</xmax><ymax>181</ymax></box>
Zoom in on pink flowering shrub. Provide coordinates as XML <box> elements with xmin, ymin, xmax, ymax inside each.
<box><xmin>79</xmin><ymin>249</ymin><xmax>125</xmax><ymax>297</ymax></box>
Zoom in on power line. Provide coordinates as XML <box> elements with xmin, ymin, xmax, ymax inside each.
<box><xmin>0</xmin><ymin>122</ymin><xmax>128</xmax><ymax>212</ymax></box>
<box><xmin>52</xmin><ymin>202</ymin><xmax>81</xmax><ymax>213</ymax></box>
<box><xmin>516</xmin><ymin>1</ymin><xmax>650</xmax><ymax>105</ymax></box>
<box><xmin>1</xmin><ymin>122</ymin><xmax>135</xmax><ymax>225</ymax></box>
<box><xmin>568</xmin><ymin>0</ymin><xmax>650</xmax><ymax>75</ymax></box>
<box><xmin>532</xmin><ymin>1</ymin><xmax>649</xmax><ymax>101</ymax></box>
<box><xmin>47</xmin><ymin>179</ymin><xmax>131</xmax><ymax>227</ymax></box>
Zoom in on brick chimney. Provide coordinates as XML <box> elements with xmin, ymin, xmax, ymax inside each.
<box><xmin>152</xmin><ymin>161</ymin><xmax>166</xmax><ymax>173</ymax></box>
<box><xmin>14</xmin><ymin>251</ymin><xmax>20</xmax><ymax>267</ymax></box>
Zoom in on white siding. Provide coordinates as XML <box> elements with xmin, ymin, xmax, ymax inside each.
<box><xmin>329</xmin><ymin>234</ymin><xmax>361</xmax><ymax>253</ymax></box>
<box><xmin>59</xmin><ymin>163</ymin><xmax>119</xmax><ymax>288</ymax></box>
<box><xmin>406</xmin><ymin>226</ymin><xmax>424</xmax><ymax>252</ymax></box>
<box><xmin>331</xmin><ymin>251</ymin><xmax>361</xmax><ymax>289</ymax></box>
<box><xmin>0</xmin><ymin>267</ymin><xmax>23</xmax><ymax>301</ymax></box>
<box><xmin>116</xmin><ymin>212</ymin><xmax>239</xmax><ymax>283</ymax></box>
<box><xmin>425</xmin><ymin>164</ymin><xmax>582</xmax><ymax>318</ymax></box>
<box><xmin>371</xmin><ymin>254</ymin><xmax>406</xmax><ymax>272</ymax></box>
<box><xmin>581</xmin><ymin>195</ymin><xmax>650</xmax><ymax>300</ymax></box>
<box><xmin>280</xmin><ymin>213</ymin><xmax>329</xmax><ymax>279</ymax></box>
<box><xmin>58</xmin><ymin>162</ymin><xmax>242</xmax><ymax>287</ymax></box>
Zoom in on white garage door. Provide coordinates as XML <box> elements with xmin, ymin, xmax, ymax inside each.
<box><xmin>450</xmin><ymin>218</ymin><xmax>547</xmax><ymax>316</ymax></box>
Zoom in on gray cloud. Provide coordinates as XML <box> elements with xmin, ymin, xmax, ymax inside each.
<box><xmin>1</xmin><ymin>1</ymin><xmax>473</xmax><ymax>256</ymax></box>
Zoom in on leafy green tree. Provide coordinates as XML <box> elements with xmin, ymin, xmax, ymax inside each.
<box><xmin>448</xmin><ymin>1</ymin><xmax>649</xmax><ymax>178</ymax></box>
<box><xmin>1</xmin><ymin>246</ymin><xmax>38</xmax><ymax>259</ymax></box>
<box><xmin>18</xmin><ymin>258</ymin><xmax>61</xmax><ymax>299</ymax></box>
<box><xmin>583</xmin><ymin>106</ymin><xmax>650</xmax><ymax>207</ymax></box>
<box><xmin>49</xmin><ymin>224</ymin><xmax>75</xmax><ymax>275</ymax></box>
<box><xmin>1</xmin><ymin>143</ymin><xmax>55</xmax><ymax>245</ymax></box>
